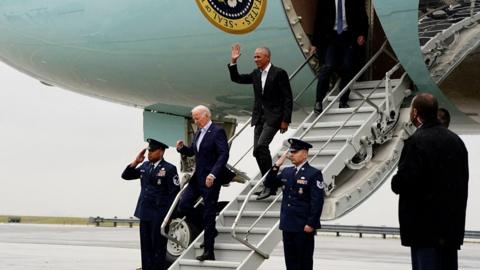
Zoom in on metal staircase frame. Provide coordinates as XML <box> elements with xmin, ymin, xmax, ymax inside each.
<box><xmin>420</xmin><ymin>1</ymin><xmax>480</xmax><ymax>83</ymax></box>
<box><xmin>167</xmin><ymin>39</ymin><xmax>411</xmax><ymax>269</ymax></box>
<box><xmin>161</xmin><ymin>53</ymin><xmax>316</xmax><ymax>250</ymax></box>
<box><xmin>229</xmin><ymin>41</ymin><xmax>409</xmax><ymax>263</ymax></box>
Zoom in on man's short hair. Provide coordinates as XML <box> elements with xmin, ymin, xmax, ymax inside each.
<box><xmin>192</xmin><ymin>105</ymin><xmax>211</xmax><ymax>118</ymax></box>
<box><xmin>438</xmin><ymin>107</ymin><xmax>450</xmax><ymax>128</ymax></box>
<box><xmin>412</xmin><ymin>93</ymin><xmax>438</xmax><ymax>123</ymax></box>
<box><xmin>257</xmin><ymin>47</ymin><xmax>271</xmax><ymax>58</ymax></box>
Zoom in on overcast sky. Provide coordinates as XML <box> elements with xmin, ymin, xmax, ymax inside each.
<box><xmin>0</xmin><ymin>62</ymin><xmax>478</xmax><ymax>230</ymax></box>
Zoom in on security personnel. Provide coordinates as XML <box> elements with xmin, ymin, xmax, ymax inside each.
<box><xmin>121</xmin><ymin>138</ymin><xmax>180</xmax><ymax>270</ymax></box>
<box><xmin>263</xmin><ymin>138</ymin><xmax>324</xmax><ymax>270</ymax></box>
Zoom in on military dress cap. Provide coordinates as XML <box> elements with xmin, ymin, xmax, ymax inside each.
<box><xmin>147</xmin><ymin>138</ymin><xmax>169</xmax><ymax>151</ymax></box>
<box><xmin>288</xmin><ymin>138</ymin><xmax>313</xmax><ymax>151</ymax></box>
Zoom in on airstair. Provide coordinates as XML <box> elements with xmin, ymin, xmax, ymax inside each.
<box><xmin>165</xmin><ymin>40</ymin><xmax>412</xmax><ymax>269</ymax></box>
<box><xmin>420</xmin><ymin>0</ymin><xmax>480</xmax><ymax>83</ymax></box>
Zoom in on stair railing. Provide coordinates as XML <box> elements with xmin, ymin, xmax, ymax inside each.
<box><xmin>232</xmin><ymin>40</ymin><xmax>404</xmax><ymax>257</ymax></box>
<box><xmin>160</xmin><ymin>53</ymin><xmax>316</xmax><ymax>246</ymax></box>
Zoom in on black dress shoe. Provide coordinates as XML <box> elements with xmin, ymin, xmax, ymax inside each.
<box><xmin>256</xmin><ymin>187</ymin><xmax>276</xmax><ymax>200</ymax></box>
<box><xmin>314</xmin><ymin>101</ymin><xmax>323</xmax><ymax>114</ymax></box>
<box><xmin>339</xmin><ymin>102</ymin><xmax>350</xmax><ymax>108</ymax></box>
<box><xmin>196</xmin><ymin>251</ymin><xmax>215</xmax><ymax>261</ymax></box>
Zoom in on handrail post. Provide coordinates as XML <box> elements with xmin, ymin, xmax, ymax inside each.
<box><xmin>385</xmin><ymin>71</ymin><xmax>391</xmax><ymax>117</ymax></box>
<box><xmin>384</xmin><ymin>63</ymin><xmax>401</xmax><ymax>122</ymax></box>
<box><xmin>160</xmin><ymin>181</ymin><xmax>191</xmax><ymax>248</ymax></box>
<box><xmin>471</xmin><ymin>0</ymin><xmax>476</xmax><ymax>18</ymax></box>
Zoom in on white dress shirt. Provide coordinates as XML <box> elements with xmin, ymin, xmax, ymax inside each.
<box><xmin>196</xmin><ymin>120</ymin><xmax>212</xmax><ymax>151</ymax></box>
<box><xmin>295</xmin><ymin>160</ymin><xmax>308</xmax><ymax>175</ymax></box>
<box><xmin>334</xmin><ymin>0</ymin><xmax>348</xmax><ymax>32</ymax></box>
<box><xmin>261</xmin><ymin>62</ymin><xmax>272</xmax><ymax>93</ymax></box>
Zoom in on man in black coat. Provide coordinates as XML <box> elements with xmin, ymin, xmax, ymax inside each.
<box><xmin>228</xmin><ymin>43</ymin><xmax>293</xmax><ymax>198</ymax></box>
<box><xmin>121</xmin><ymin>139</ymin><xmax>180</xmax><ymax>270</ymax></box>
<box><xmin>311</xmin><ymin>0</ymin><xmax>369</xmax><ymax>112</ymax></box>
<box><xmin>176</xmin><ymin>105</ymin><xmax>229</xmax><ymax>261</ymax></box>
<box><xmin>392</xmin><ymin>93</ymin><xmax>469</xmax><ymax>270</ymax></box>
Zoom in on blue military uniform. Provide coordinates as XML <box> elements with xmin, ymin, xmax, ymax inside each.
<box><xmin>121</xmin><ymin>139</ymin><xmax>180</xmax><ymax>270</ymax></box>
<box><xmin>264</xmin><ymin>138</ymin><xmax>324</xmax><ymax>270</ymax></box>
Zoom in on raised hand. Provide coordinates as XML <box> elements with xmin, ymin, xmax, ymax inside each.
<box><xmin>231</xmin><ymin>43</ymin><xmax>241</xmax><ymax>64</ymax></box>
<box><xmin>176</xmin><ymin>140</ymin><xmax>184</xmax><ymax>150</ymax></box>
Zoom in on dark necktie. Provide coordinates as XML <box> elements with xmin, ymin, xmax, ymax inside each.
<box><xmin>337</xmin><ymin>0</ymin><xmax>343</xmax><ymax>34</ymax></box>
<box><xmin>148</xmin><ymin>163</ymin><xmax>155</xmax><ymax>174</ymax></box>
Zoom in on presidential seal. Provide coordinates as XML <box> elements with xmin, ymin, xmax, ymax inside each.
<box><xmin>195</xmin><ymin>0</ymin><xmax>267</xmax><ymax>34</ymax></box>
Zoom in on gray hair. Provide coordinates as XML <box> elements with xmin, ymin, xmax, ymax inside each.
<box><xmin>257</xmin><ymin>47</ymin><xmax>271</xmax><ymax>58</ymax></box>
<box><xmin>192</xmin><ymin>105</ymin><xmax>211</xmax><ymax>118</ymax></box>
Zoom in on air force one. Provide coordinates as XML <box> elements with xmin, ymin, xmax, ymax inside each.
<box><xmin>1</xmin><ymin>0</ymin><xmax>479</xmax><ymax>268</ymax></box>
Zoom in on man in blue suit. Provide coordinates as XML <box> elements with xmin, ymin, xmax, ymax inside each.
<box><xmin>311</xmin><ymin>0</ymin><xmax>369</xmax><ymax>112</ymax></box>
<box><xmin>263</xmin><ymin>138</ymin><xmax>324</xmax><ymax>270</ymax></box>
<box><xmin>176</xmin><ymin>105</ymin><xmax>229</xmax><ymax>261</ymax></box>
<box><xmin>121</xmin><ymin>139</ymin><xmax>180</xmax><ymax>270</ymax></box>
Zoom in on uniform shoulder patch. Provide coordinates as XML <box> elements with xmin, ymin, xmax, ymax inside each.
<box><xmin>173</xmin><ymin>175</ymin><xmax>180</xmax><ymax>186</ymax></box>
<box><xmin>317</xmin><ymin>180</ymin><xmax>324</xmax><ymax>189</ymax></box>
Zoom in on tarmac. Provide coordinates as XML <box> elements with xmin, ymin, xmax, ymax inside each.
<box><xmin>1</xmin><ymin>223</ymin><xmax>479</xmax><ymax>270</ymax></box>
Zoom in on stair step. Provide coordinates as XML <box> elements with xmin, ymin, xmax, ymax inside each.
<box><xmin>179</xmin><ymin>259</ymin><xmax>240</xmax><ymax>269</ymax></box>
<box><xmin>234</xmin><ymin>195</ymin><xmax>282</xmax><ymax>212</ymax></box>
<box><xmin>327</xmin><ymin>92</ymin><xmax>386</xmax><ymax>101</ymax></box>
<box><xmin>302</xmin><ymin>120</ymin><xmax>364</xmax><ymax>128</ymax></box>
<box><xmin>213</xmin><ymin>226</ymin><xmax>269</xmax><ymax>245</ymax></box>
<box><xmin>300</xmin><ymin>124</ymin><xmax>362</xmax><ymax>138</ymax></box>
<box><xmin>217</xmin><ymin>226</ymin><xmax>271</xmax><ymax>234</ymax></box>
<box><xmin>352</xmin><ymin>79</ymin><xmax>401</xmax><ymax>89</ymax></box>
<box><xmin>317</xmin><ymin>110</ymin><xmax>373</xmax><ymax>122</ymax></box>
<box><xmin>193</xmin><ymin>243</ymin><xmax>250</xmax><ymax>251</ymax></box>
<box><xmin>221</xmin><ymin>210</ymin><xmax>280</xmax><ymax>227</ymax></box>
<box><xmin>223</xmin><ymin>210</ymin><xmax>280</xmax><ymax>217</ymax></box>
<box><xmin>302</xmin><ymin>134</ymin><xmax>350</xmax><ymax>142</ymax></box>
<box><xmin>236</xmin><ymin>195</ymin><xmax>278</xmax><ymax>202</ymax></box>
<box><xmin>326</xmin><ymin>98</ymin><xmax>384</xmax><ymax>108</ymax></box>
<box><xmin>327</xmin><ymin>107</ymin><xmax>375</xmax><ymax>114</ymax></box>
<box><xmin>189</xmin><ymin>242</ymin><xmax>252</xmax><ymax>262</ymax></box>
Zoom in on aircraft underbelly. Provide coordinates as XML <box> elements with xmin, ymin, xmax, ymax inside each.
<box><xmin>0</xmin><ymin>0</ymin><xmax>314</xmax><ymax>117</ymax></box>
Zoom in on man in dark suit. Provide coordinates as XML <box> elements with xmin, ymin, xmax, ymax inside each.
<box><xmin>121</xmin><ymin>139</ymin><xmax>180</xmax><ymax>270</ymax></box>
<box><xmin>176</xmin><ymin>105</ymin><xmax>229</xmax><ymax>261</ymax></box>
<box><xmin>228</xmin><ymin>43</ymin><xmax>293</xmax><ymax>198</ymax></box>
<box><xmin>263</xmin><ymin>138</ymin><xmax>324</xmax><ymax>270</ymax></box>
<box><xmin>392</xmin><ymin>93</ymin><xmax>469</xmax><ymax>270</ymax></box>
<box><xmin>311</xmin><ymin>0</ymin><xmax>369</xmax><ymax>112</ymax></box>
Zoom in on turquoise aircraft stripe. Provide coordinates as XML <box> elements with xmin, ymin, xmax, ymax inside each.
<box><xmin>372</xmin><ymin>0</ymin><xmax>450</xmax><ymax>104</ymax></box>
